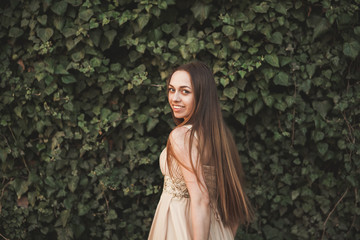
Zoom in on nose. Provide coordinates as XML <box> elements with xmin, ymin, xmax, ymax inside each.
<box><xmin>172</xmin><ymin>91</ymin><xmax>180</xmax><ymax>102</ymax></box>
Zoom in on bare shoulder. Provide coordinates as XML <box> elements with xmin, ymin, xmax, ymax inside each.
<box><xmin>169</xmin><ymin>126</ymin><xmax>192</xmax><ymax>150</ymax></box>
<box><xmin>170</xmin><ymin>126</ymin><xmax>191</xmax><ymax>139</ymax></box>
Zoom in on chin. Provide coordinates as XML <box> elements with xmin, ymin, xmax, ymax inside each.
<box><xmin>174</xmin><ymin>114</ymin><xmax>184</xmax><ymax>119</ymax></box>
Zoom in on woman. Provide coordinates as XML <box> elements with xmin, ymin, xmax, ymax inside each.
<box><xmin>148</xmin><ymin>62</ymin><xmax>253</xmax><ymax>240</ymax></box>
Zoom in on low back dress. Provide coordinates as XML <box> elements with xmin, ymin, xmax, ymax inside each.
<box><xmin>148</xmin><ymin>126</ymin><xmax>234</xmax><ymax>240</ymax></box>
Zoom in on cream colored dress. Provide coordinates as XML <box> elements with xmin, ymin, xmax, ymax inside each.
<box><xmin>148</xmin><ymin>144</ymin><xmax>234</xmax><ymax>240</ymax></box>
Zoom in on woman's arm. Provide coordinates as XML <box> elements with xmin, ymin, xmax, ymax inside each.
<box><xmin>170</xmin><ymin>127</ymin><xmax>210</xmax><ymax>240</ymax></box>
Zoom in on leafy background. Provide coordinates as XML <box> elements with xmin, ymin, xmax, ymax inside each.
<box><xmin>0</xmin><ymin>0</ymin><xmax>359</xmax><ymax>239</ymax></box>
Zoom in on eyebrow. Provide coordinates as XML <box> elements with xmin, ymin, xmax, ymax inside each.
<box><xmin>169</xmin><ymin>84</ymin><xmax>192</xmax><ymax>89</ymax></box>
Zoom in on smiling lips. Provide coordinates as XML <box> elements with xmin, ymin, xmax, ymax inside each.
<box><xmin>172</xmin><ymin>105</ymin><xmax>184</xmax><ymax>112</ymax></box>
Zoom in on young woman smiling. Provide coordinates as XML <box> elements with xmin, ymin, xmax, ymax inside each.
<box><xmin>148</xmin><ymin>62</ymin><xmax>253</xmax><ymax>240</ymax></box>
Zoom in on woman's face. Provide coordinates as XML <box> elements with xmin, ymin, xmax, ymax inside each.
<box><xmin>168</xmin><ymin>70</ymin><xmax>195</xmax><ymax>120</ymax></box>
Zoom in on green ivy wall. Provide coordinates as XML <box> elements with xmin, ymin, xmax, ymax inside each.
<box><xmin>0</xmin><ymin>0</ymin><xmax>359</xmax><ymax>239</ymax></box>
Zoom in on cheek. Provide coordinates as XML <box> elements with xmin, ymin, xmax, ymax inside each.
<box><xmin>188</xmin><ymin>97</ymin><xmax>195</xmax><ymax>109</ymax></box>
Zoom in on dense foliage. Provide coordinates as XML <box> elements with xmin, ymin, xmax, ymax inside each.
<box><xmin>0</xmin><ymin>0</ymin><xmax>359</xmax><ymax>239</ymax></box>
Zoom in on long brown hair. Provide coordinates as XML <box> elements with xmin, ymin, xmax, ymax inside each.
<box><xmin>166</xmin><ymin>61</ymin><xmax>254</xmax><ymax>227</ymax></box>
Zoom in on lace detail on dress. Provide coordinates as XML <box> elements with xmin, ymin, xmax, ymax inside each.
<box><xmin>163</xmin><ymin>175</ymin><xmax>189</xmax><ymax>198</ymax></box>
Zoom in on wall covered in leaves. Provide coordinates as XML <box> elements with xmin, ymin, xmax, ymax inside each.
<box><xmin>0</xmin><ymin>0</ymin><xmax>359</xmax><ymax>239</ymax></box>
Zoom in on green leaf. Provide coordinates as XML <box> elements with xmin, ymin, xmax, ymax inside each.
<box><xmin>306</xmin><ymin>64</ymin><xmax>316</xmax><ymax>79</ymax></box>
<box><xmin>79</xmin><ymin>9</ymin><xmax>93</xmax><ymax>22</ymax></box>
<box><xmin>61</xmin><ymin>75</ymin><xmax>77</xmax><ymax>84</ymax></box>
<box><xmin>285</xmin><ymin>96</ymin><xmax>295</xmax><ymax>107</ymax></box>
<box><xmin>229</xmin><ymin>41</ymin><xmax>241</xmax><ymax>50</ymax></box>
<box><xmin>238</xmin><ymin>70</ymin><xmax>246</xmax><ymax>79</ymax></box>
<box><xmin>110</xmin><ymin>63</ymin><xmax>121</xmax><ymax>72</ymax></box>
<box><xmin>238</xmin><ymin>79</ymin><xmax>247</xmax><ymax>90</ymax></box>
<box><xmin>101</xmin><ymin>30</ymin><xmax>117</xmax><ymax>50</ymax></box>
<box><xmin>157</xmin><ymin>1</ymin><xmax>168</xmax><ymax>9</ymax></box>
<box><xmin>71</xmin><ymin>51</ymin><xmax>85</xmax><ymax>62</ymax></box>
<box><xmin>11</xmin><ymin>179</ymin><xmax>29</xmax><ymax>199</ymax></box>
<box><xmin>274</xmin><ymin>72</ymin><xmax>289</xmax><ymax>86</ymax></box>
<box><xmin>222</xmin><ymin>25</ymin><xmax>235</xmax><ymax>36</ymax></box>
<box><xmin>106</xmin><ymin>209</ymin><xmax>118</xmax><ymax>220</ymax></box>
<box><xmin>252</xmin><ymin>2</ymin><xmax>269</xmax><ymax>13</ymax></box>
<box><xmin>354</xmin><ymin>26</ymin><xmax>360</xmax><ymax>36</ymax></box>
<box><xmin>343</xmin><ymin>40</ymin><xmax>360</xmax><ymax>59</ymax></box>
<box><xmin>262</xmin><ymin>68</ymin><xmax>276</xmax><ymax>82</ymax></box>
<box><xmin>270</xmin><ymin>32</ymin><xmax>283</xmax><ymax>45</ymax></box>
<box><xmin>346</xmin><ymin>175</ymin><xmax>357</xmax><ymax>187</ymax></box>
<box><xmin>108</xmin><ymin>112</ymin><xmax>121</xmax><ymax>123</ymax></box>
<box><xmin>220</xmin><ymin>77</ymin><xmax>229</xmax><ymax>87</ymax></box>
<box><xmin>118</xmin><ymin>10</ymin><xmax>132</xmax><ymax>26</ymax></box>
<box><xmin>9</xmin><ymin>27</ymin><xmax>24</xmax><ymax>38</ymax></box>
<box><xmin>54</xmin><ymin>16</ymin><xmax>65</xmax><ymax>30</ymax></box>
<box><xmin>147</xmin><ymin>118</ymin><xmax>159</xmax><ymax>132</ymax></box>
<box><xmin>137</xmin><ymin>14</ymin><xmax>150</xmax><ymax>31</ymax></box>
<box><xmin>45</xmin><ymin>176</ymin><xmax>57</xmax><ymax>188</ymax></box>
<box><xmin>68</xmin><ymin>176</ymin><xmax>79</xmax><ymax>193</ymax></box>
<box><xmin>313</xmin><ymin>131</ymin><xmax>324</xmax><ymax>142</ymax></box>
<box><xmin>235</xmin><ymin>112</ymin><xmax>247</xmax><ymax>125</ymax></box>
<box><xmin>37</xmin><ymin>28</ymin><xmax>54</xmax><ymax>42</ymax></box>
<box><xmin>274</xmin><ymin>101</ymin><xmax>287</xmax><ymax>111</ymax></box>
<box><xmin>313</xmin><ymin>100</ymin><xmax>332</xmax><ymax>118</ymax></box>
<box><xmin>63</xmin><ymin>102</ymin><xmax>74</xmax><ymax>111</ymax></box>
<box><xmin>337</xmin><ymin>139</ymin><xmax>346</xmax><ymax>150</ymax></box>
<box><xmin>322</xmin><ymin>69</ymin><xmax>332</xmax><ymax>79</ymax></box>
<box><xmin>263</xmin><ymin>95</ymin><xmax>274</xmax><ymax>107</ymax></box>
<box><xmin>77</xmin><ymin>202</ymin><xmax>90</xmax><ymax>216</ymax></box>
<box><xmin>223</xmin><ymin>87</ymin><xmax>238</xmax><ymax>99</ymax></box>
<box><xmin>60</xmin><ymin>209</ymin><xmax>71</xmax><ymax>227</ymax></box>
<box><xmin>90</xmin><ymin>57</ymin><xmax>101</xmax><ymax>68</ymax></box>
<box><xmin>299</xmin><ymin>79</ymin><xmax>311</xmax><ymax>94</ymax></box>
<box><xmin>292</xmin><ymin>190</ymin><xmax>300</xmax><ymax>200</ymax></box>
<box><xmin>168</xmin><ymin>39</ymin><xmax>178</xmax><ymax>50</ymax></box>
<box><xmin>242</xmin><ymin>23</ymin><xmax>256</xmax><ymax>31</ymax></box>
<box><xmin>62</xmin><ymin>27</ymin><xmax>77</xmax><ymax>38</ymax></box>
<box><xmin>279</xmin><ymin>56</ymin><xmax>292</xmax><ymax>67</ymax></box>
<box><xmin>37</xmin><ymin>15</ymin><xmax>48</xmax><ymax>25</ymax></box>
<box><xmin>56</xmin><ymin>226</ymin><xmax>74</xmax><ymax>240</ymax></box>
<box><xmin>55</xmin><ymin>64</ymin><xmax>69</xmax><ymax>74</ymax></box>
<box><xmin>161</xmin><ymin>23</ymin><xmax>173</xmax><ymax>34</ymax></box>
<box><xmin>275</xmin><ymin>2</ymin><xmax>287</xmax><ymax>15</ymax></box>
<box><xmin>137</xmin><ymin>114</ymin><xmax>148</xmax><ymax>124</ymax></box>
<box><xmin>317</xmin><ymin>142</ymin><xmax>328</xmax><ymax>155</ymax></box>
<box><xmin>101</xmin><ymin>108</ymin><xmax>112</xmax><ymax>120</ymax></box>
<box><xmin>188</xmin><ymin>38</ymin><xmax>199</xmax><ymax>53</ymax></box>
<box><xmin>245</xmin><ymin>90</ymin><xmax>257</xmax><ymax>103</ymax></box>
<box><xmin>191</xmin><ymin>2</ymin><xmax>211</xmax><ymax>24</ymax></box>
<box><xmin>254</xmin><ymin>99</ymin><xmax>263</xmax><ymax>114</ymax></box>
<box><xmin>179</xmin><ymin>45</ymin><xmax>190</xmax><ymax>60</ymax></box>
<box><xmin>66</xmin><ymin>0</ymin><xmax>82</xmax><ymax>6</ymax></box>
<box><xmin>89</xmin><ymin>29</ymin><xmax>101</xmax><ymax>47</ymax></box>
<box><xmin>265</xmin><ymin>54</ymin><xmax>280</xmax><ymax>67</ymax></box>
<box><xmin>14</xmin><ymin>106</ymin><xmax>22</xmax><ymax>118</ymax></box>
<box><xmin>51</xmin><ymin>1</ymin><xmax>68</xmax><ymax>16</ymax></box>
<box><xmin>28</xmin><ymin>191</ymin><xmax>37</xmax><ymax>207</ymax></box>
<box><xmin>313</xmin><ymin>18</ymin><xmax>330</xmax><ymax>40</ymax></box>
<box><xmin>248</xmin><ymin>47</ymin><xmax>258</xmax><ymax>55</ymax></box>
<box><xmin>265</xmin><ymin>44</ymin><xmax>274</xmax><ymax>53</ymax></box>
<box><xmin>0</xmin><ymin>149</ymin><xmax>8</xmax><ymax>163</ymax></box>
